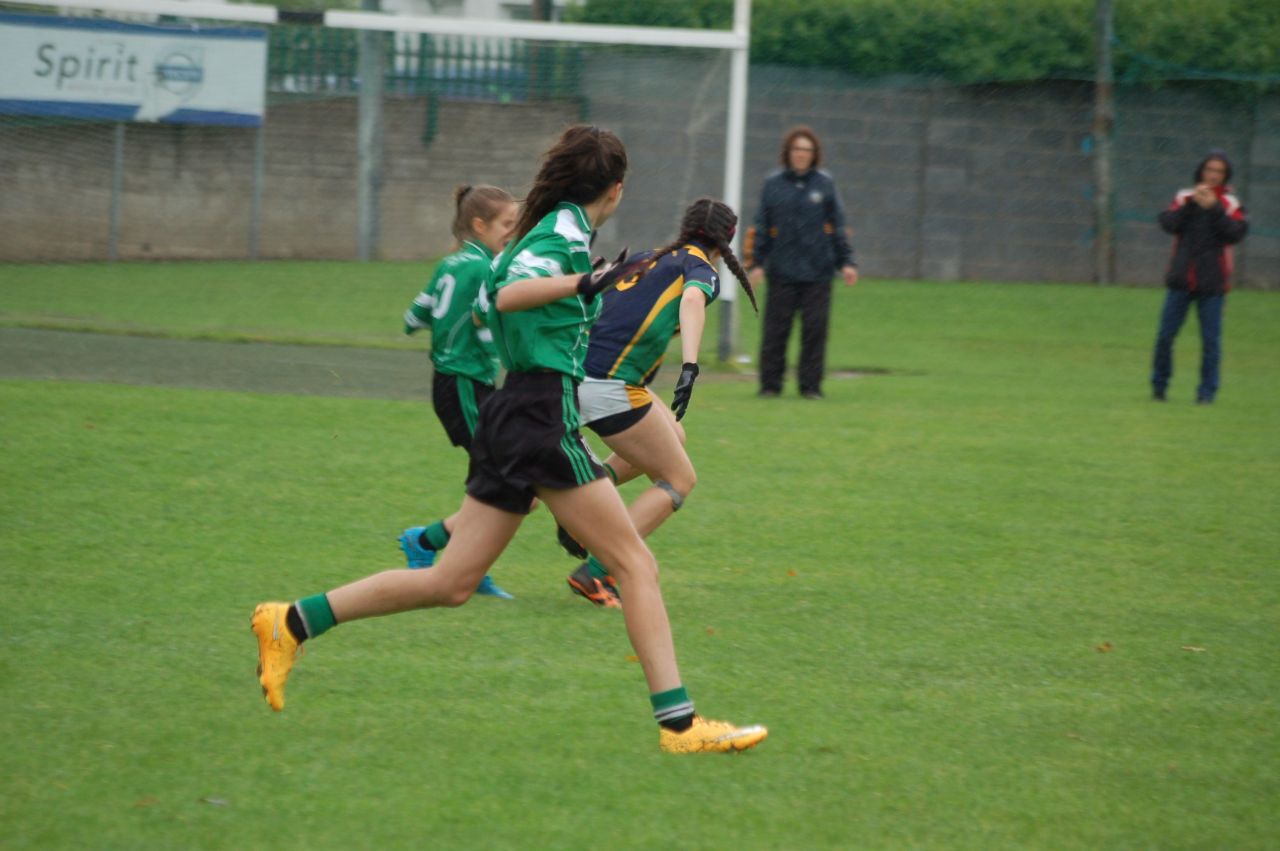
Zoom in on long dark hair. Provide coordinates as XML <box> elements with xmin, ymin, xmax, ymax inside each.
<box><xmin>451</xmin><ymin>183</ymin><xmax>514</xmax><ymax>244</ymax></box>
<box><xmin>512</xmin><ymin>125</ymin><xmax>628</xmax><ymax>247</ymax></box>
<box><xmin>654</xmin><ymin>198</ymin><xmax>758</xmax><ymax>313</ymax></box>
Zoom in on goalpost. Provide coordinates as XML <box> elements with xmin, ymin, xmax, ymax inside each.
<box><xmin>4</xmin><ymin>0</ymin><xmax>753</xmax><ymax>358</ymax></box>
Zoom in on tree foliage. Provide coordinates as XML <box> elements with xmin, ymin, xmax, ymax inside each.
<box><xmin>566</xmin><ymin>0</ymin><xmax>1279</xmax><ymax>82</ymax></box>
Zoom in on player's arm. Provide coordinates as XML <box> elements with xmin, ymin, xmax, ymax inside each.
<box><xmin>404</xmin><ymin>281</ymin><xmax>437</xmax><ymax>334</ymax></box>
<box><xmin>678</xmin><ymin>286</ymin><xmax>709</xmax><ymax>365</ymax></box>
<box><xmin>496</xmin><ymin>248</ymin><xmax>643</xmax><ymax>312</ymax></box>
<box><xmin>496</xmin><ymin>273</ymin><xmax>588</xmax><ymax>312</ymax></box>
<box><xmin>670</xmin><ymin>285</ymin><xmax>710</xmax><ymax>421</ymax></box>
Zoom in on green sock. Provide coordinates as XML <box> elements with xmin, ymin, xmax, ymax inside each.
<box><xmin>421</xmin><ymin>520</ymin><xmax>451</xmax><ymax>551</ymax></box>
<box><xmin>296</xmin><ymin>593</ymin><xmax>336</xmax><ymax>639</ymax></box>
<box><xmin>603</xmin><ymin>462</ymin><xmax>619</xmax><ymax>484</ymax></box>
<box><xmin>585</xmin><ymin>555</ymin><xmax>610</xmax><ymax>581</ymax></box>
<box><xmin>651</xmin><ymin>686</ymin><xmax>695</xmax><ymax>730</ymax></box>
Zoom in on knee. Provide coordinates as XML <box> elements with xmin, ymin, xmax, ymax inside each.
<box><xmin>608</xmin><ymin>545</ymin><xmax>659</xmax><ymax>586</ymax></box>
<box><xmin>426</xmin><ymin>569</ymin><xmax>479</xmax><ymax>607</ymax></box>
<box><xmin>655</xmin><ymin>474</ymin><xmax>693</xmax><ymax>511</ymax></box>
<box><xmin>436</xmin><ymin>585</ymin><xmax>474</xmax><ymax>608</ymax></box>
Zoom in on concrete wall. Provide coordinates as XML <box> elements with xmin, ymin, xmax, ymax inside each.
<box><xmin>1</xmin><ymin>63</ymin><xmax>1275</xmax><ymax>288</ymax></box>
<box><xmin>0</xmin><ymin>97</ymin><xmax>577</xmax><ymax>262</ymax></box>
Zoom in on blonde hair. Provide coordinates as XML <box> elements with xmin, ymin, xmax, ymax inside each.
<box><xmin>451</xmin><ymin>184</ymin><xmax>515</xmax><ymax>243</ymax></box>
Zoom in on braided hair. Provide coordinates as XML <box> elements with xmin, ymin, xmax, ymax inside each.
<box><xmin>654</xmin><ymin>197</ymin><xmax>758</xmax><ymax>313</ymax></box>
<box><xmin>512</xmin><ymin>125</ymin><xmax>628</xmax><ymax>247</ymax></box>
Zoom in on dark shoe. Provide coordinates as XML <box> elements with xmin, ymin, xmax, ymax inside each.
<box><xmin>567</xmin><ymin>562</ymin><xmax>622</xmax><ymax>609</ymax></box>
<box><xmin>556</xmin><ymin>523</ymin><xmax>588</xmax><ymax>559</ymax></box>
<box><xmin>757</xmin><ymin>389</ymin><xmax>780</xmax><ymax>398</ymax></box>
<box><xmin>1196</xmin><ymin>397</ymin><xmax>1214</xmax><ymax>405</ymax></box>
<box><xmin>1152</xmin><ymin>391</ymin><xmax>1167</xmax><ymax>402</ymax></box>
<box><xmin>801</xmin><ymin>390</ymin><xmax>824</xmax><ymax>400</ymax></box>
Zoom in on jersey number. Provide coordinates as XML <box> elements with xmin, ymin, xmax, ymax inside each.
<box><xmin>431</xmin><ymin>274</ymin><xmax>456</xmax><ymax>319</ymax></box>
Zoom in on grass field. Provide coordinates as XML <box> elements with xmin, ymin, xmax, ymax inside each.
<box><xmin>2</xmin><ymin>262</ymin><xmax>1278</xmax><ymax>849</ymax></box>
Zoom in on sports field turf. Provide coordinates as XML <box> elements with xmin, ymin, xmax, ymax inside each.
<box><xmin>1</xmin><ymin>262</ymin><xmax>1277</xmax><ymax>849</ymax></box>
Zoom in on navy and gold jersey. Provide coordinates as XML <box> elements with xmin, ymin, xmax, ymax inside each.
<box><xmin>584</xmin><ymin>243</ymin><xmax>719</xmax><ymax>385</ymax></box>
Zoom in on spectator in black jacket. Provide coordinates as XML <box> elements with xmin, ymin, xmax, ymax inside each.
<box><xmin>745</xmin><ymin>126</ymin><xmax>858</xmax><ymax>399</ymax></box>
<box><xmin>1152</xmin><ymin>150</ymin><xmax>1248</xmax><ymax>404</ymax></box>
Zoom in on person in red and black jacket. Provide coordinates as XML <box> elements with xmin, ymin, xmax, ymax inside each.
<box><xmin>1152</xmin><ymin>149</ymin><xmax>1248</xmax><ymax>404</ymax></box>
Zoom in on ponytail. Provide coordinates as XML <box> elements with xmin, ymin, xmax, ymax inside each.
<box><xmin>513</xmin><ymin>124</ymin><xmax>628</xmax><ymax>246</ymax></box>
<box><xmin>451</xmin><ymin>184</ymin><xmax>515</xmax><ymax>244</ymax></box>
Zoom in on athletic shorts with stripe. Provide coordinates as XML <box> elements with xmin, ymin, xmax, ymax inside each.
<box><xmin>432</xmin><ymin>371</ymin><xmax>495</xmax><ymax>449</ymax></box>
<box><xmin>465</xmin><ymin>371</ymin><xmax>607</xmax><ymax>514</ymax></box>
<box><xmin>577</xmin><ymin>376</ymin><xmax>654</xmax><ymax>438</ymax></box>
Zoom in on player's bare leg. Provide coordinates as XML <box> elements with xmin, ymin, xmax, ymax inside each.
<box><xmin>566</xmin><ymin>396</ymin><xmax>695</xmax><ymax>607</ymax></box>
<box><xmin>541</xmin><ymin>479</ymin><xmax>681</xmax><ymax>693</ymax></box>
<box><xmin>599</xmin><ymin>396</ymin><xmax>694</xmax><ymax>537</ymax></box>
<box><xmin>597</xmin><ymin>391</ymin><xmax>688</xmax><ymax>489</ymax></box>
<box><xmin>543</xmin><ymin>479</ymin><xmax>767</xmax><ymax>753</ymax></box>
<box><xmin>331</xmin><ymin>497</ymin><xmax>523</xmax><ymax>619</ymax></box>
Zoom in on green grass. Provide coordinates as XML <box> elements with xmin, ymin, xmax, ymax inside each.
<box><xmin>1</xmin><ymin>262</ymin><xmax>1278</xmax><ymax>849</ymax></box>
<box><xmin>0</xmin><ymin>261</ymin><xmax>426</xmax><ymax>348</ymax></box>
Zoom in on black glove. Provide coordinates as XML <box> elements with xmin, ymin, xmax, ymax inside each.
<box><xmin>670</xmin><ymin>362</ymin><xmax>699</xmax><ymax>421</ymax></box>
<box><xmin>577</xmin><ymin>247</ymin><xmax>644</xmax><ymax>303</ymax></box>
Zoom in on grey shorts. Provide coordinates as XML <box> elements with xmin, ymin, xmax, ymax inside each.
<box><xmin>578</xmin><ymin>377</ymin><xmax>654</xmax><ymax>437</ymax></box>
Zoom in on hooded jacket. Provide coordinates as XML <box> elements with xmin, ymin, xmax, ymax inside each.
<box><xmin>746</xmin><ymin>168</ymin><xmax>856</xmax><ymax>285</ymax></box>
<box><xmin>1157</xmin><ymin>151</ymin><xmax>1249</xmax><ymax>295</ymax></box>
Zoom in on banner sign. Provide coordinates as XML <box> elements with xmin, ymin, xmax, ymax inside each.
<box><xmin>0</xmin><ymin>13</ymin><xmax>266</xmax><ymax>126</ymax></box>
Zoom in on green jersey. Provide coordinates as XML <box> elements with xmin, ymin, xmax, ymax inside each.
<box><xmin>404</xmin><ymin>240</ymin><xmax>499</xmax><ymax>385</ymax></box>
<box><xmin>478</xmin><ymin>203</ymin><xmax>599</xmax><ymax>380</ymax></box>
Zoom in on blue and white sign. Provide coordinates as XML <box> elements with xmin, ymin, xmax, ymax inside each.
<box><xmin>0</xmin><ymin>13</ymin><xmax>266</xmax><ymax>126</ymax></box>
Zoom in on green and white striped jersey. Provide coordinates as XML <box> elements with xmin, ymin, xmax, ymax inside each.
<box><xmin>404</xmin><ymin>240</ymin><xmax>499</xmax><ymax>385</ymax></box>
<box><xmin>478</xmin><ymin>203</ymin><xmax>599</xmax><ymax>380</ymax></box>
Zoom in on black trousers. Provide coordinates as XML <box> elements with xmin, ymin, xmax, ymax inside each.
<box><xmin>759</xmin><ymin>279</ymin><xmax>833</xmax><ymax>394</ymax></box>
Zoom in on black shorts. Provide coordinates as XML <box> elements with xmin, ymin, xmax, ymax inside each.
<box><xmin>465</xmin><ymin>371</ymin><xmax>607</xmax><ymax>514</ymax></box>
<box><xmin>587</xmin><ymin>405</ymin><xmax>650</xmax><ymax>437</ymax></box>
<box><xmin>432</xmin><ymin>372</ymin><xmax>495</xmax><ymax>450</ymax></box>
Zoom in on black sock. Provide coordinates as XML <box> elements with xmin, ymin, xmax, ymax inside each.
<box><xmin>285</xmin><ymin>605</ymin><xmax>309</xmax><ymax>643</ymax></box>
<box><xmin>659</xmin><ymin>713</ymin><xmax>695</xmax><ymax>732</ymax></box>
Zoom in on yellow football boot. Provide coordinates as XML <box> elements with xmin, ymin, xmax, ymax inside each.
<box><xmin>251</xmin><ymin>602</ymin><xmax>300</xmax><ymax>711</ymax></box>
<box><xmin>659</xmin><ymin>716</ymin><xmax>768</xmax><ymax>754</ymax></box>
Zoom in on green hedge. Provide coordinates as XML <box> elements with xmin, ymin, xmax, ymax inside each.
<box><xmin>567</xmin><ymin>0</ymin><xmax>1279</xmax><ymax>83</ymax></box>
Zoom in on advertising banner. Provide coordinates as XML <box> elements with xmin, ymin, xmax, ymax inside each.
<box><xmin>0</xmin><ymin>12</ymin><xmax>266</xmax><ymax>126</ymax></box>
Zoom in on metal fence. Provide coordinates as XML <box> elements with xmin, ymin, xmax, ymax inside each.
<box><xmin>268</xmin><ymin>26</ymin><xmax>584</xmax><ymax>103</ymax></box>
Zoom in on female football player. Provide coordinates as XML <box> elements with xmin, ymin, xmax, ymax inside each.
<box><xmin>564</xmin><ymin>198</ymin><xmax>756</xmax><ymax>608</ymax></box>
<box><xmin>250</xmin><ymin>126</ymin><xmax>766</xmax><ymax>754</ymax></box>
<box><xmin>399</xmin><ymin>184</ymin><xmax>518</xmax><ymax>599</ymax></box>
